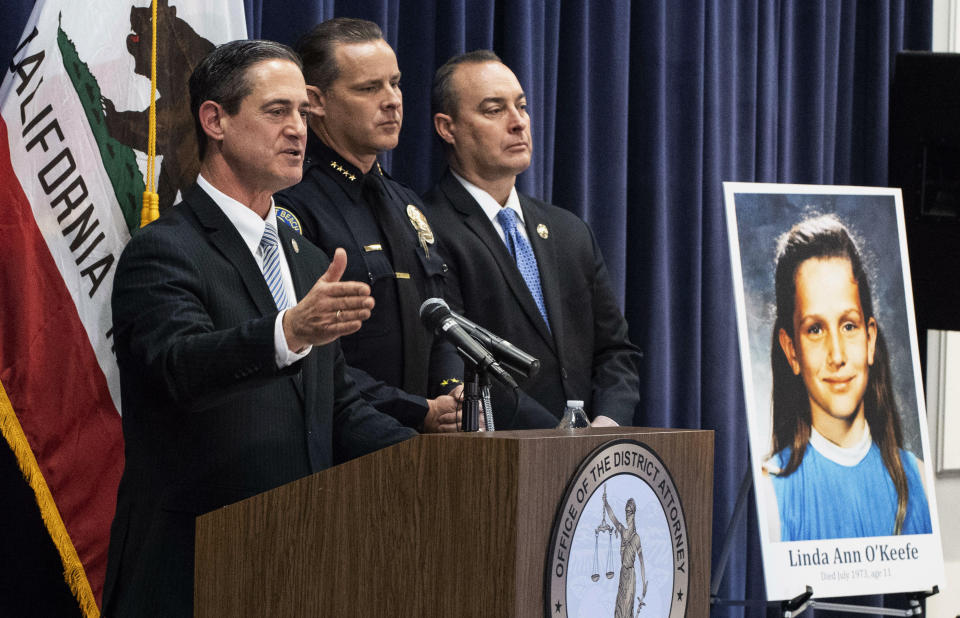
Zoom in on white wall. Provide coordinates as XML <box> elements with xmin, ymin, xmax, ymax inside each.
<box><xmin>924</xmin><ymin>331</ymin><xmax>960</xmax><ymax>616</ymax></box>
<box><xmin>933</xmin><ymin>0</ymin><xmax>960</xmax><ymax>53</ymax></box>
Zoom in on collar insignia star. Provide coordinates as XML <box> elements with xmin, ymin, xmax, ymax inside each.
<box><xmin>328</xmin><ymin>160</ymin><xmax>356</xmax><ymax>181</ymax></box>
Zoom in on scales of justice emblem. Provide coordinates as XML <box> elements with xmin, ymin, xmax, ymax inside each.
<box><xmin>592</xmin><ymin>485</ymin><xmax>649</xmax><ymax>617</ymax></box>
<box><xmin>545</xmin><ymin>439</ymin><xmax>689</xmax><ymax>618</ymax></box>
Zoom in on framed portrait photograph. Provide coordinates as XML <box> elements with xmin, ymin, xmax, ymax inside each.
<box><xmin>723</xmin><ymin>182</ymin><xmax>944</xmax><ymax>600</ymax></box>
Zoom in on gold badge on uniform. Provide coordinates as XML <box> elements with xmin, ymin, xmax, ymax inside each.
<box><xmin>406</xmin><ymin>204</ymin><xmax>435</xmax><ymax>258</ymax></box>
<box><xmin>291</xmin><ymin>239</ymin><xmax>300</xmax><ymax>254</ymax></box>
<box><xmin>537</xmin><ymin>223</ymin><xmax>549</xmax><ymax>239</ymax></box>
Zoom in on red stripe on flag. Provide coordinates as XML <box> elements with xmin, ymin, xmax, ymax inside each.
<box><xmin>0</xmin><ymin>114</ymin><xmax>123</xmax><ymax>607</ymax></box>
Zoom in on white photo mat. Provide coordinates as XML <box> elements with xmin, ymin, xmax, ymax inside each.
<box><xmin>723</xmin><ymin>182</ymin><xmax>944</xmax><ymax>600</ymax></box>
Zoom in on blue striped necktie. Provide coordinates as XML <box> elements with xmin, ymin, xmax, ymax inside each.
<box><xmin>496</xmin><ymin>207</ymin><xmax>550</xmax><ymax>330</ymax></box>
<box><xmin>259</xmin><ymin>223</ymin><xmax>289</xmax><ymax>310</ymax></box>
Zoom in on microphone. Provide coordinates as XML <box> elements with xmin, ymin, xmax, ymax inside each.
<box><xmin>419</xmin><ymin>298</ymin><xmax>518</xmax><ymax>389</ymax></box>
<box><xmin>421</xmin><ymin>298</ymin><xmax>539</xmax><ymax>378</ymax></box>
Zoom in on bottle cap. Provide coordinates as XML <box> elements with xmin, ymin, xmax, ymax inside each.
<box><xmin>566</xmin><ymin>400</ymin><xmax>584</xmax><ymax>408</ymax></box>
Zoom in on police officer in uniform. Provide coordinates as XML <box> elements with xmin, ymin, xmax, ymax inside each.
<box><xmin>276</xmin><ymin>18</ymin><xmax>462</xmax><ymax>432</ymax></box>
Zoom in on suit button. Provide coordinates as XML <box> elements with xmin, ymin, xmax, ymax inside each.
<box><xmin>441</xmin><ymin>263</ymin><xmax>448</xmax><ymax>272</ymax></box>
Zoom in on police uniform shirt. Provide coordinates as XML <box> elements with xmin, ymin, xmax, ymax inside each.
<box><xmin>274</xmin><ymin>134</ymin><xmax>461</xmax><ymax>428</ymax></box>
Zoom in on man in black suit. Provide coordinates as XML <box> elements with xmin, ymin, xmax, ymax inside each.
<box><xmin>275</xmin><ymin>18</ymin><xmax>462</xmax><ymax>433</ymax></box>
<box><xmin>423</xmin><ymin>50</ymin><xmax>642</xmax><ymax>428</ymax></box>
<box><xmin>102</xmin><ymin>40</ymin><xmax>415</xmax><ymax>617</ymax></box>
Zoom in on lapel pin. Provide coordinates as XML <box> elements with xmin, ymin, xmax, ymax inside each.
<box><xmin>537</xmin><ymin>223</ymin><xmax>549</xmax><ymax>239</ymax></box>
<box><xmin>291</xmin><ymin>239</ymin><xmax>300</xmax><ymax>254</ymax></box>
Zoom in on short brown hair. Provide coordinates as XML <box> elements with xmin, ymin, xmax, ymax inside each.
<box><xmin>296</xmin><ymin>18</ymin><xmax>384</xmax><ymax>91</ymax></box>
<box><xmin>431</xmin><ymin>49</ymin><xmax>502</xmax><ymax>117</ymax></box>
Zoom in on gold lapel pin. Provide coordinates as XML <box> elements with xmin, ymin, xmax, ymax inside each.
<box><xmin>537</xmin><ymin>223</ymin><xmax>549</xmax><ymax>239</ymax></box>
<box><xmin>291</xmin><ymin>239</ymin><xmax>300</xmax><ymax>254</ymax></box>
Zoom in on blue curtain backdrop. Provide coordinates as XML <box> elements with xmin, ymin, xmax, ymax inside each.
<box><xmin>0</xmin><ymin>1</ymin><xmax>932</xmax><ymax>616</ymax></box>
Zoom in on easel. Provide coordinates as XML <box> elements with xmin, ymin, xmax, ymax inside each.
<box><xmin>710</xmin><ymin>471</ymin><xmax>939</xmax><ymax>616</ymax></box>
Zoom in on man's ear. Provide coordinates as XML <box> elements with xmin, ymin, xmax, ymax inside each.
<box><xmin>433</xmin><ymin>113</ymin><xmax>455</xmax><ymax>145</ymax></box>
<box><xmin>306</xmin><ymin>85</ymin><xmax>325</xmax><ymax>117</ymax></box>
<box><xmin>198</xmin><ymin>100</ymin><xmax>225</xmax><ymax>144</ymax></box>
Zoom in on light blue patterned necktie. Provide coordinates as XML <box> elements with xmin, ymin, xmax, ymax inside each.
<box><xmin>259</xmin><ymin>223</ymin><xmax>289</xmax><ymax>310</ymax></box>
<box><xmin>496</xmin><ymin>207</ymin><xmax>550</xmax><ymax>330</ymax></box>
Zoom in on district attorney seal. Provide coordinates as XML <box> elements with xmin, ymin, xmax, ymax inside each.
<box><xmin>545</xmin><ymin>439</ymin><xmax>690</xmax><ymax>617</ymax></box>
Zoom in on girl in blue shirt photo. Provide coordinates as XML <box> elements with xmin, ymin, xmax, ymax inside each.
<box><xmin>762</xmin><ymin>214</ymin><xmax>932</xmax><ymax>542</ymax></box>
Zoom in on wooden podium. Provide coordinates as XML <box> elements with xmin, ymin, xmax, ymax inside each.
<box><xmin>194</xmin><ymin>427</ymin><xmax>713</xmax><ymax>616</ymax></box>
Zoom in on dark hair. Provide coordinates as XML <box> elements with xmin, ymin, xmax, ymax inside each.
<box><xmin>296</xmin><ymin>18</ymin><xmax>383</xmax><ymax>91</ymax></box>
<box><xmin>770</xmin><ymin>213</ymin><xmax>909</xmax><ymax>533</ymax></box>
<box><xmin>189</xmin><ymin>39</ymin><xmax>301</xmax><ymax>159</ymax></box>
<box><xmin>431</xmin><ymin>49</ymin><xmax>502</xmax><ymax>117</ymax></box>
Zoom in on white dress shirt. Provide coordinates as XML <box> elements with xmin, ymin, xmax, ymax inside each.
<box><xmin>196</xmin><ymin>174</ymin><xmax>310</xmax><ymax>367</ymax></box>
<box><xmin>450</xmin><ymin>169</ymin><xmax>529</xmax><ymax>243</ymax></box>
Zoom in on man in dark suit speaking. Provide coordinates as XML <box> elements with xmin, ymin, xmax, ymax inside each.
<box><xmin>423</xmin><ymin>50</ymin><xmax>642</xmax><ymax>429</ymax></box>
<box><xmin>101</xmin><ymin>40</ymin><xmax>415</xmax><ymax>617</ymax></box>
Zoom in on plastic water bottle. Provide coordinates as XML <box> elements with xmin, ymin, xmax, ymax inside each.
<box><xmin>557</xmin><ymin>400</ymin><xmax>590</xmax><ymax>429</ymax></box>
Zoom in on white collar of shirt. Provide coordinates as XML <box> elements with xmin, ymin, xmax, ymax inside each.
<box><xmin>809</xmin><ymin>423</ymin><xmax>872</xmax><ymax>467</ymax></box>
<box><xmin>450</xmin><ymin>169</ymin><xmax>527</xmax><ymax>243</ymax></box>
<box><xmin>196</xmin><ymin>174</ymin><xmax>274</xmax><ymax>257</ymax></box>
<box><xmin>195</xmin><ymin>174</ymin><xmax>308</xmax><ymax>366</ymax></box>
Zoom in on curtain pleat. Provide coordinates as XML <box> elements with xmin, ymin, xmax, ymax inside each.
<box><xmin>0</xmin><ymin>1</ymin><xmax>933</xmax><ymax>614</ymax></box>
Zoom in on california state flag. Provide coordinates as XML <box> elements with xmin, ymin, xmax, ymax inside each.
<box><xmin>0</xmin><ymin>1</ymin><xmax>245</xmax><ymax>614</ymax></box>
